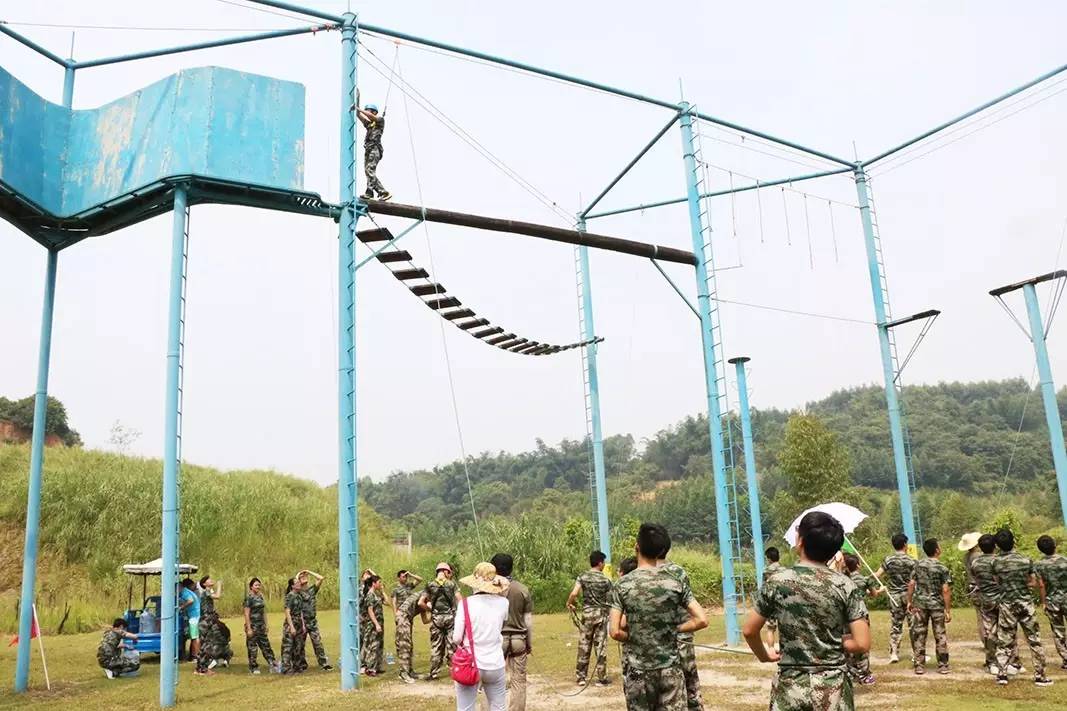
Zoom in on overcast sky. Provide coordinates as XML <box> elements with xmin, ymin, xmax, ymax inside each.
<box><xmin>2</xmin><ymin>1</ymin><xmax>1065</xmax><ymax>485</ymax></box>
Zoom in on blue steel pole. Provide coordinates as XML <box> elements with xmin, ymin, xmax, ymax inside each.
<box><xmin>13</xmin><ymin>250</ymin><xmax>57</xmax><ymax>693</ymax></box>
<box><xmin>853</xmin><ymin>168</ymin><xmax>917</xmax><ymax>545</ymax></box>
<box><xmin>337</xmin><ymin>12</ymin><xmax>361</xmax><ymax>691</ymax></box>
<box><xmin>159</xmin><ymin>186</ymin><xmax>188</xmax><ymax>708</ymax></box>
<box><xmin>678</xmin><ymin>103</ymin><xmax>740</xmax><ymax>645</ymax></box>
<box><xmin>1022</xmin><ymin>283</ymin><xmax>1067</xmax><ymax>526</ymax></box>
<box><xmin>14</xmin><ymin>62</ymin><xmax>74</xmax><ymax>694</ymax></box>
<box><xmin>730</xmin><ymin>357</ymin><xmax>765</xmax><ymax>585</ymax></box>
<box><xmin>577</xmin><ymin>223</ymin><xmax>611</xmax><ymax>560</ymax></box>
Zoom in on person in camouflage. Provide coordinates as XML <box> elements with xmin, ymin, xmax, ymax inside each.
<box><xmin>743</xmin><ymin>511</ymin><xmax>870</xmax><ymax>711</ymax></box>
<box><xmin>610</xmin><ymin>523</ymin><xmax>708</xmax><ymax>711</ymax></box>
<box><xmin>296</xmin><ymin>570</ymin><xmax>333</xmax><ymax>671</ymax></box>
<box><xmin>658</xmin><ymin>538</ymin><xmax>704</xmax><ymax>711</ymax></box>
<box><xmin>992</xmin><ymin>529</ymin><xmax>1052</xmax><ymax>686</ymax></box>
<box><xmin>390</xmin><ymin>569</ymin><xmax>423</xmax><ymax>683</ymax></box>
<box><xmin>243</xmin><ymin>577</ymin><xmax>277</xmax><ymax>674</ymax></box>
<box><xmin>906</xmin><ymin>539</ymin><xmax>952</xmax><ymax>675</ymax></box>
<box><xmin>196</xmin><ymin>576</ymin><xmax>233</xmax><ymax>672</ymax></box>
<box><xmin>969</xmin><ymin>534</ymin><xmax>1020</xmax><ymax>673</ymax></box>
<box><xmin>842</xmin><ymin>553</ymin><xmax>880</xmax><ymax>685</ymax></box>
<box><xmin>360</xmin><ymin>574</ymin><xmax>386</xmax><ymax>675</ymax></box>
<box><xmin>280</xmin><ymin>577</ymin><xmax>307</xmax><ymax>674</ymax></box>
<box><xmin>356</xmin><ymin>104</ymin><xmax>392</xmax><ymax>201</ymax></box>
<box><xmin>763</xmin><ymin>547</ymin><xmax>784</xmax><ymax>653</ymax></box>
<box><xmin>874</xmin><ymin>533</ymin><xmax>915</xmax><ymax>662</ymax></box>
<box><xmin>568</xmin><ymin>550</ymin><xmax>613</xmax><ymax>687</ymax></box>
<box><xmin>418</xmin><ymin>562</ymin><xmax>458</xmax><ymax>680</ymax></box>
<box><xmin>97</xmin><ymin>618</ymin><xmax>140</xmax><ymax>679</ymax></box>
<box><xmin>1035</xmin><ymin>535</ymin><xmax>1067</xmax><ymax>669</ymax></box>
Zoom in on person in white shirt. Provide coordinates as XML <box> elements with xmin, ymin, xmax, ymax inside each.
<box><xmin>453</xmin><ymin>562</ymin><xmax>511</xmax><ymax>711</ymax></box>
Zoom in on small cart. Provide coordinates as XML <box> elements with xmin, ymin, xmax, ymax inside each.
<box><xmin>121</xmin><ymin>558</ymin><xmax>198</xmax><ymax>656</ymax></box>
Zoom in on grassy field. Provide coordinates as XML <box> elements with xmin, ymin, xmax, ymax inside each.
<box><xmin>0</xmin><ymin>608</ymin><xmax>1064</xmax><ymax>710</ymax></box>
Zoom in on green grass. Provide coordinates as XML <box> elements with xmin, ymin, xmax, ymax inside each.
<box><xmin>1</xmin><ymin>609</ymin><xmax>1065</xmax><ymax>710</ymax></box>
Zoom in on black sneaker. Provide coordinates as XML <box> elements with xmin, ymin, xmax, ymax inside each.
<box><xmin>595</xmin><ymin>679</ymin><xmax>611</xmax><ymax>687</ymax></box>
<box><xmin>1035</xmin><ymin>676</ymin><xmax>1054</xmax><ymax>687</ymax></box>
<box><xmin>360</xmin><ymin>193</ymin><xmax>374</xmax><ymax>201</ymax></box>
<box><xmin>1061</xmin><ymin>661</ymin><xmax>1067</xmax><ymax>671</ymax></box>
<box><xmin>377</xmin><ymin>191</ymin><xmax>392</xmax><ymax>202</ymax></box>
<box><xmin>322</xmin><ymin>664</ymin><xmax>334</xmax><ymax>671</ymax></box>
<box><xmin>996</xmin><ymin>675</ymin><xmax>1009</xmax><ymax>686</ymax></box>
<box><xmin>914</xmin><ymin>666</ymin><xmax>925</xmax><ymax>676</ymax></box>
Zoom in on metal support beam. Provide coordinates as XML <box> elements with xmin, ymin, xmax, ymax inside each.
<box><xmin>13</xmin><ymin>250</ymin><xmax>57</xmax><ymax>694</ymax></box>
<box><xmin>354</xmin><ymin>219</ymin><xmax>422</xmax><ymax>271</ymax></box>
<box><xmin>729</xmin><ymin>357</ymin><xmax>765</xmax><ymax>585</ymax></box>
<box><xmin>650</xmin><ymin>259</ymin><xmax>699</xmax><ymax>318</ymax></box>
<box><xmin>580</xmin><ymin>113</ymin><xmax>680</xmax><ymax>218</ymax></box>
<box><xmin>577</xmin><ymin>222</ymin><xmax>611</xmax><ymax>560</ymax></box>
<box><xmin>159</xmin><ymin>186</ymin><xmax>188</xmax><ymax>708</ymax></box>
<box><xmin>584</xmin><ymin>167</ymin><xmax>853</xmax><ymax>221</ymax></box>
<box><xmin>73</xmin><ymin>25</ymin><xmax>335</xmax><ymax>70</ymax></box>
<box><xmin>853</xmin><ymin>168</ymin><xmax>917</xmax><ymax>545</ymax></box>
<box><xmin>678</xmin><ymin>103</ymin><xmax>740</xmax><ymax>646</ymax></box>
<box><xmin>366</xmin><ymin>201</ymin><xmax>695</xmax><ymax>265</ymax></box>
<box><xmin>247</xmin><ymin>0</ymin><xmax>345</xmax><ymax>22</ymax></box>
<box><xmin>1023</xmin><ymin>282</ymin><xmax>1067</xmax><ymax>526</ymax></box>
<box><xmin>0</xmin><ymin>23</ymin><xmax>69</xmax><ymax>67</ymax></box>
<box><xmin>337</xmin><ymin>12</ymin><xmax>361</xmax><ymax>692</ymax></box>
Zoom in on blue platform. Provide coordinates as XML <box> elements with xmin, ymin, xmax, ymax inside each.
<box><xmin>0</xmin><ymin>65</ymin><xmax>333</xmax><ymax>250</ymax></box>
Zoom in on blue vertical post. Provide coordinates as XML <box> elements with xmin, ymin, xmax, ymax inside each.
<box><xmin>1022</xmin><ymin>283</ymin><xmax>1067</xmax><ymax>525</ymax></box>
<box><xmin>14</xmin><ymin>63</ymin><xmax>75</xmax><ymax>695</ymax></box>
<box><xmin>159</xmin><ymin>185</ymin><xmax>188</xmax><ymax>708</ymax></box>
<box><xmin>678</xmin><ymin>103</ymin><xmax>740</xmax><ymax>645</ymax></box>
<box><xmin>853</xmin><ymin>168</ymin><xmax>917</xmax><ymax>545</ymax></box>
<box><xmin>337</xmin><ymin>11</ymin><xmax>361</xmax><ymax>691</ymax></box>
<box><xmin>729</xmin><ymin>357</ymin><xmax>765</xmax><ymax>584</ymax></box>
<box><xmin>577</xmin><ymin>223</ymin><xmax>611</xmax><ymax>560</ymax></box>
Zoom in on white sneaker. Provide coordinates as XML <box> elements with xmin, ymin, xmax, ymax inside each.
<box><xmin>1007</xmin><ymin>665</ymin><xmax>1020</xmax><ymax>676</ymax></box>
<box><xmin>208</xmin><ymin>659</ymin><xmax>218</xmax><ymax>670</ymax></box>
<box><xmin>104</xmin><ymin>669</ymin><xmax>114</xmax><ymax>679</ymax></box>
<box><xmin>889</xmin><ymin>654</ymin><xmax>899</xmax><ymax>664</ymax></box>
<box><xmin>251</xmin><ymin>669</ymin><xmax>261</xmax><ymax>675</ymax></box>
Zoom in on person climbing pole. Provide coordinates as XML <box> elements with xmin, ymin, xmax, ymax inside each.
<box><xmin>355</xmin><ymin>102</ymin><xmax>392</xmax><ymax>202</ymax></box>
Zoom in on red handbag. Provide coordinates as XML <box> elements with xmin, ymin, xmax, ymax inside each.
<box><xmin>450</xmin><ymin>596</ymin><xmax>480</xmax><ymax>686</ymax></box>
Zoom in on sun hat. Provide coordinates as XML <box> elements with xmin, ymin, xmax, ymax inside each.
<box><xmin>459</xmin><ymin>562</ymin><xmax>510</xmax><ymax>595</ymax></box>
<box><xmin>436</xmin><ymin>562</ymin><xmax>453</xmax><ymax>574</ymax></box>
<box><xmin>957</xmin><ymin>532</ymin><xmax>982</xmax><ymax>551</ymax></box>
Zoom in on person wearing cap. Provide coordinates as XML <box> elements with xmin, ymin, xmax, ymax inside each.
<box><xmin>420</xmin><ymin>562</ymin><xmax>460</xmax><ymax>681</ymax></box>
<box><xmin>453</xmin><ymin>562</ymin><xmax>510</xmax><ymax>711</ymax></box>
<box><xmin>355</xmin><ymin>103</ymin><xmax>392</xmax><ymax>201</ymax></box>
<box><xmin>958</xmin><ymin>532</ymin><xmax>986</xmax><ymax>656</ymax></box>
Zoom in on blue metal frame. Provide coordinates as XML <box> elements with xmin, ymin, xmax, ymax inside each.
<box><xmin>159</xmin><ymin>185</ymin><xmax>188</xmax><ymax>708</ymax></box>
<box><xmin>337</xmin><ymin>12</ymin><xmax>361</xmax><ymax>691</ymax></box>
<box><xmin>576</xmin><ymin>223</ymin><xmax>611</xmax><ymax>560</ymax></box>
<box><xmin>678</xmin><ymin>103</ymin><xmax>740</xmax><ymax>645</ymax></box>
<box><xmin>1021</xmin><ymin>283</ymin><xmax>1067</xmax><ymax>526</ymax></box>
<box><xmin>853</xmin><ymin>168</ymin><xmax>917</xmax><ymax>545</ymax></box>
<box><xmin>730</xmin><ymin>357</ymin><xmax>766</xmax><ymax>585</ymax></box>
<box><xmin>650</xmin><ymin>259</ymin><xmax>699</xmax><ymax>318</ymax></box>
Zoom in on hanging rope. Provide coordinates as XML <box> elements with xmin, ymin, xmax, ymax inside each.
<box><xmin>780</xmin><ymin>188</ymin><xmax>792</xmax><ymax>246</ymax></box>
<box><xmin>828</xmin><ymin>200</ymin><xmax>839</xmax><ymax>262</ymax></box>
<box><xmin>803</xmin><ymin>193</ymin><xmax>814</xmax><ymax>270</ymax></box>
<box><xmin>755</xmin><ymin>180</ymin><xmax>765</xmax><ymax>244</ymax></box>
<box><xmin>394</xmin><ymin>48</ymin><xmax>485</xmax><ymax>558</ymax></box>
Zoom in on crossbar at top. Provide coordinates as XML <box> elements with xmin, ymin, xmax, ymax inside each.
<box><xmin>990</xmin><ymin>270</ymin><xmax>1067</xmax><ymax>297</ymax></box>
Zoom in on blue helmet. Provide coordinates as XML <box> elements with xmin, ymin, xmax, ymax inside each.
<box><xmin>364</xmin><ymin>104</ymin><xmax>379</xmax><ymax>113</ymax></box>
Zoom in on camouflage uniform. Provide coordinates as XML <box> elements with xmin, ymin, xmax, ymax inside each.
<box><xmin>611</xmin><ymin>567</ymin><xmax>693</xmax><ymax>711</ymax></box>
<box><xmin>197</xmin><ymin>592</ymin><xmax>233</xmax><ymax>671</ymax></box>
<box><xmin>763</xmin><ymin>561</ymin><xmax>783</xmax><ymax>634</ymax></box>
<box><xmin>363</xmin><ymin>115</ymin><xmax>388</xmax><ymax>198</ymax></box>
<box><xmin>97</xmin><ymin>629</ymin><xmax>140</xmax><ymax>676</ymax></box>
<box><xmin>423</xmin><ymin>577</ymin><xmax>458</xmax><ymax>678</ymax></box>
<box><xmin>992</xmin><ymin>551</ymin><xmax>1046</xmax><ymax>678</ymax></box>
<box><xmin>1035</xmin><ymin>553</ymin><xmax>1067</xmax><ymax>665</ymax></box>
<box><xmin>244</xmin><ymin>592</ymin><xmax>277</xmax><ymax>672</ymax></box>
<box><xmin>909</xmin><ymin>558</ymin><xmax>952</xmax><ymax>671</ymax></box>
<box><xmin>301</xmin><ymin>584</ymin><xmax>330</xmax><ymax>669</ymax></box>
<box><xmin>575</xmin><ymin>569</ymin><xmax>613</xmax><ymax>685</ymax></box>
<box><xmin>969</xmin><ymin>553</ymin><xmax>1017</xmax><ymax>669</ymax></box>
<box><xmin>662</xmin><ymin>561</ymin><xmax>704</xmax><ymax>711</ymax></box>
<box><xmin>846</xmin><ymin>571</ymin><xmax>876</xmax><ymax>679</ymax></box>
<box><xmin>280</xmin><ymin>589</ymin><xmax>307</xmax><ymax>673</ymax></box>
<box><xmin>360</xmin><ymin>590</ymin><xmax>385</xmax><ymax>673</ymax></box>
<box><xmin>391</xmin><ymin>581</ymin><xmax>420</xmax><ymax>676</ymax></box>
<box><xmin>879</xmin><ymin>551</ymin><xmax>915</xmax><ymax>658</ymax></box>
<box><xmin>756</xmin><ymin>563</ymin><xmax>867</xmax><ymax>711</ymax></box>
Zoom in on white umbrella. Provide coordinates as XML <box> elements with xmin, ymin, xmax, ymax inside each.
<box><xmin>783</xmin><ymin>502</ymin><xmax>868</xmax><ymax>546</ymax></box>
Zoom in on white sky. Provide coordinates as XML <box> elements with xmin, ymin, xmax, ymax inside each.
<box><xmin>1</xmin><ymin>1</ymin><xmax>1065</xmax><ymax>485</ymax></box>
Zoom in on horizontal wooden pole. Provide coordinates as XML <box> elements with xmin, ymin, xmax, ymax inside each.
<box><xmin>364</xmin><ymin>200</ymin><xmax>696</xmax><ymax>266</ymax></box>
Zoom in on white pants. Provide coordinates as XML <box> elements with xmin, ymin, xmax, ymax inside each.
<box><xmin>455</xmin><ymin>666</ymin><xmax>507</xmax><ymax>711</ymax></box>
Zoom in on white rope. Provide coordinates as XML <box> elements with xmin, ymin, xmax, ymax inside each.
<box><xmin>394</xmin><ymin>49</ymin><xmax>485</xmax><ymax>557</ymax></box>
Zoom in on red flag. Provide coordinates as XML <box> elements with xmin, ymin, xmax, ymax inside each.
<box><xmin>8</xmin><ymin>614</ymin><xmax>40</xmax><ymax>647</ymax></box>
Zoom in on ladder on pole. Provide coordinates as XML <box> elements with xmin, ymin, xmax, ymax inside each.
<box><xmin>574</xmin><ymin>245</ymin><xmax>601</xmax><ymax>547</ymax></box>
<box><xmin>173</xmin><ymin>199</ymin><xmax>191</xmax><ymax>679</ymax></box>
<box><xmin>865</xmin><ymin>178</ymin><xmax>923</xmax><ymax>544</ymax></box>
<box><xmin>692</xmin><ymin>119</ymin><xmax>747</xmax><ymax>610</ymax></box>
